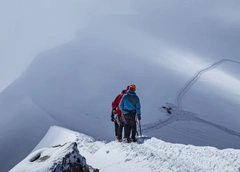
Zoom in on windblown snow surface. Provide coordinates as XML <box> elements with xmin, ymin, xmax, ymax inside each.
<box><xmin>15</xmin><ymin>126</ymin><xmax>238</xmax><ymax>172</ymax></box>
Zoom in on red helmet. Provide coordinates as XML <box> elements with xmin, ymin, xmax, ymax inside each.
<box><xmin>128</xmin><ymin>84</ymin><xmax>136</xmax><ymax>91</ymax></box>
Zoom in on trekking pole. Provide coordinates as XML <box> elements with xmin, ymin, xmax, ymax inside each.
<box><xmin>138</xmin><ymin>119</ymin><xmax>142</xmax><ymax>137</ymax></box>
<box><xmin>136</xmin><ymin>120</ymin><xmax>139</xmax><ymax>137</ymax></box>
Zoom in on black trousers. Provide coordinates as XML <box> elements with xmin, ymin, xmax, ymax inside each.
<box><xmin>117</xmin><ymin>116</ymin><xmax>124</xmax><ymax>139</ymax></box>
<box><xmin>112</xmin><ymin>111</ymin><xmax>124</xmax><ymax>139</ymax></box>
<box><xmin>114</xmin><ymin>122</ymin><xmax>119</xmax><ymax>137</ymax></box>
<box><xmin>123</xmin><ymin>112</ymin><xmax>136</xmax><ymax>140</ymax></box>
<box><xmin>114</xmin><ymin>118</ymin><xmax>124</xmax><ymax>139</ymax></box>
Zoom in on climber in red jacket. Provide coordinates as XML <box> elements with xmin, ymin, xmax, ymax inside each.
<box><xmin>111</xmin><ymin>88</ymin><xmax>128</xmax><ymax>142</ymax></box>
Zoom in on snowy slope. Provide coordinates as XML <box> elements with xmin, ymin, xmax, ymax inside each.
<box><xmin>0</xmin><ymin>25</ymin><xmax>174</xmax><ymax>171</ymax></box>
<box><xmin>12</xmin><ymin>126</ymin><xmax>240</xmax><ymax>172</ymax></box>
<box><xmin>1</xmin><ymin>1</ymin><xmax>240</xmax><ymax>171</ymax></box>
<box><xmin>1</xmin><ymin>22</ymin><xmax>240</xmax><ymax>171</ymax></box>
<box><xmin>143</xmin><ymin>103</ymin><xmax>240</xmax><ymax>149</ymax></box>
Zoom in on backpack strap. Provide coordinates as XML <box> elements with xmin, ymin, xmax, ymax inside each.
<box><xmin>127</xmin><ymin>94</ymin><xmax>137</xmax><ymax>107</ymax></box>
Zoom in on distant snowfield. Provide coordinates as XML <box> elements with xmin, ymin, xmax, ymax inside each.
<box><xmin>23</xmin><ymin>126</ymin><xmax>240</xmax><ymax>172</ymax></box>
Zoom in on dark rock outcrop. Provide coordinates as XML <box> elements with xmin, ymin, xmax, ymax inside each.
<box><xmin>10</xmin><ymin>142</ymin><xmax>99</xmax><ymax>172</ymax></box>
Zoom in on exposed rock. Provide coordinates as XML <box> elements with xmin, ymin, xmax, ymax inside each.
<box><xmin>10</xmin><ymin>142</ymin><xmax>99</xmax><ymax>172</ymax></box>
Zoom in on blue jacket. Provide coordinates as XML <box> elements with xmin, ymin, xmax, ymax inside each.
<box><xmin>119</xmin><ymin>90</ymin><xmax>141</xmax><ymax>118</ymax></box>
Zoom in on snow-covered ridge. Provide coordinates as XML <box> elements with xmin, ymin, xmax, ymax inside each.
<box><xmin>19</xmin><ymin>126</ymin><xmax>240</xmax><ymax>172</ymax></box>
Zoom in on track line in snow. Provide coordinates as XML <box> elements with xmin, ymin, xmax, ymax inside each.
<box><xmin>142</xmin><ymin>103</ymin><xmax>240</xmax><ymax>139</ymax></box>
<box><xmin>175</xmin><ymin>59</ymin><xmax>240</xmax><ymax>109</ymax></box>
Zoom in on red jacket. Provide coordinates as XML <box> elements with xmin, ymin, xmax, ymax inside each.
<box><xmin>112</xmin><ymin>93</ymin><xmax>124</xmax><ymax>116</ymax></box>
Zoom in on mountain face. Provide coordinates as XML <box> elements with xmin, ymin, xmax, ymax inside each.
<box><xmin>0</xmin><ymin>23</ymin><xmax>174</xmax><ymax>171</ymax></box>
<box><xmin>1</xmin><ymin>3</ymin><xmax>240</xmax><ymax>171</ymax></box>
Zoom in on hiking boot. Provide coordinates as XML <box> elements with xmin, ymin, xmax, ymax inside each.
<box><xmin>115</xmin><ymin>136</ymin><xmax>118</xmax><ymax>141</ymax></box>
<box><xmin>123</xmin><ymin>138</ymin><xmax>129</xmax><ymax>143</ymax></box>
<box><xmin>117</xmin><ymin>139</ymin><xmax>122</xmax><ymax>142</ymax></box>
<box><xmin>131</xmin><ymin>138</ymin><xmax>137</xmax><ymax>142</ymax></box>
<box><xmin>129</xmin><ymin>138</ymin><xmax>137</xmax><ymax>143</ymax></box>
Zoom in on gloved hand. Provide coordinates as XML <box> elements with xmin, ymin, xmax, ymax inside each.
<box><xmin>111</xmin><ymin>116</ymin><xmax>114</xmax><ymax>122</ymax></box>
<box><xmin>138</xmin><ymin>117</ymin><xmax>141</xmax><ymax>121</ymax></box>
<box><xmin>121</xmin><ymin>114</ymin><xmax>125</xmax><ymax>122</ymax></box>
<box><xmin>112</xmin><ymin>109</ymin><xmax>117</xmax><ymax>114</ymax></box>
